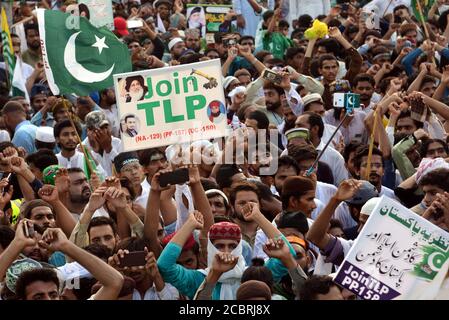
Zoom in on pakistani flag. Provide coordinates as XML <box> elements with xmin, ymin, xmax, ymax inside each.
<box><xmin>411</xmin><ymin>0</ymin><xmax>435</xmax><ymax>22</ymax></box>
<box><xmin>36</xmin><ymin>9</ymin><xmax>131</xmax><ymax>96</ymax></box>
<box><xmin>1</xmin><ymin>7</ymin><xmax>15</xmax><ymax>87</ymax></box>
<box><xmin>11</xmin><ymin>56</ymin><xmax>30</xmax><ymax>102</ymax></box>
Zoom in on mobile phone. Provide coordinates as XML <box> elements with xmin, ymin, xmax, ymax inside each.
<box><xmin>118</xmin><ymin>251</ymin><xmax>146</xmax><ymax>267</ymax></box>
<box><xmin>223</xmin><ymin>38</ymin><xmax>237</xmax><ymax>47</ymax></box>
<box><xmin>159</xmin><ymin>168</ymin><xmax>189</xmax><ymax>187</ymax></box>
<box><xmin>127</xmin><ymin>19</ymin><xmax>144</xmax><ymax>29</ymax></box>
<box><xmin>262</xmin><ymin>69</ymin><xmax>283</xmax><ymax>86</ymax></box>
<box><xmin>341</xmin><ymin>3</ymin><xmax>349</xmax><ymax>11</ymax></box>
<box><xmin>23</xmin><ymin>221</ymin><xmax>35</xmax><ymax>238</ymax></box>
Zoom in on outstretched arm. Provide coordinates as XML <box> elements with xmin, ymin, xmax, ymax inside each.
<box><xmin>40</xmin><ymin>228</ymin><xmax>123</xmax><ymax>300</ymax></box>
<box><xmin>307</xmin><ymin>180</ymin><xmax>362</xmax><ymax>249</ymax></box>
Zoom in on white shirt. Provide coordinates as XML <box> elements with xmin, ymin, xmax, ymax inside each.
<box><xmin>132</xmin><ymin>283</ymin><xmax>179</xmax><ymax>300</ymax></box>
<box><xmin>82</xmin><ymin>136</ymin><xmax>123</xmax><ymax>177</ymax></box>
<box><xmin>322</xmin><ymin>123</ymin><xmax>344</xmax><ymax>147</ymax></box>
<box><xmin>363</xmin><ymin>0</ymin><xmax>410</xmax><ymax>15</ymax></box>
<box><xmin>324</xmin><ymin>109</ymin><xmax>367</xmax><ymax>145</ymax></box>
<box><xmin>56</xmin><ymin>150</ymin><xmax>107</xmax><ymax>178</ymax></box>
<box><xmin>100</xmin><ymin>104</ymin><xmax>120</xmax><ymax>138</ymax></box>
<box><xmin>316</xmin><ymin>140</ymin><xmax>349</xmax><ymax>186</ymax></box>
<box><xmin>315</xmin><ymin>181</ymin><xmax>337</xmax><ymax>205</ymax></box>
<box><xmin>380</xmin><ymin>186</ymin><xmax>396</xmax><ymax>199</ymax></box>
<box><xmin>134</xmin><ymin>178</ymin><xmax>151</xmax><ymax>208</ymax></box>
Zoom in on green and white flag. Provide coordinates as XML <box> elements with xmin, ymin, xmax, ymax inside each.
<box><xmin>11</xmin><ymin>56</ymin><xmax>30</xmax><ymax>102</ymax></box>
<box><xmin>36</xmin><ymin>9</ymin><xmax>131</xmax><ymax>96</ymax></box>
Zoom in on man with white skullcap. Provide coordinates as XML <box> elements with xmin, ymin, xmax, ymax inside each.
<box><xmin>168</xmin><ymin>37</ymin><xmax>186</xmax><ymax>61</ymax></box>
<box><xmin>35</xmin><ymin>126</ymin><xmax>56</xmax><ymax>151</ymax></box>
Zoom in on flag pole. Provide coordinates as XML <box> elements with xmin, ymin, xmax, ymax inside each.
<box><xmin>3</xmin><ymin>46</ymin><xmax>11</xmax><ymax>90</ymax></box>
<box><xmin>305</xmin><ymin>110</ymin><xmax>351</xmax><ymax>177</ymax></box>
<box><xmin>416</xmin><ymin>0</ymin><xmax>430</xmax><ymax>39</ymax></box>
<box><xmin>364</xmin><ymin>109</ymin><xmax>379</xmax><ymax>181</ymax></box>
<box><xmin>382</xmin><ymin>0</ymin><xmax>395</xmax><ymax>18</ymax></box>
<box><xmin>61</xmin><ymin>98</ymin><xmax>95</xmax><ymax>177</ymax></box>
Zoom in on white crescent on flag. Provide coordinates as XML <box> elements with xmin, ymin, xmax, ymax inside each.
<box><xmin>64</xmin><ymin>31</ymin><xmax>114</xmax><ymax>83</ymax></box>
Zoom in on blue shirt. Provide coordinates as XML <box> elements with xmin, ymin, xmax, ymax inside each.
<box><xmin>11</xmin><ymin>120</ymin><xmax>38</xmax><ymax>154</ymax></box>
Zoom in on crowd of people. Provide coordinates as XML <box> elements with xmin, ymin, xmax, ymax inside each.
<box><xmin>0</xmin><ymin>0</ymin><xmax>449</xmax><ymax>301</ymax></box>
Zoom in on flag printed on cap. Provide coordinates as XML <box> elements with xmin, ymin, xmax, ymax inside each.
<box><xmin>36</xmin><ymin>9</ymin><xmax>131</xmax><ymax>96</ymax></box>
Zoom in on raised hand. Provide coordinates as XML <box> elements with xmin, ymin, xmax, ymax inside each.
<box><xmin>55</xmin><ymin>168</ymin><xmax>70</xmax><ymax>194</ymax></box>
<box><xmin>104</xmin><ymin>187</ymin><xmax>127</xmax><ymax>210</ymax></box>
<box><xmin>144</xmin><ymin>248</ymin><xmax>159</xmax><ymax>278</ymax></box>
<box><xmin>441</xmin><ymin>65</ymin><xmax>449</xmax><ymax>85</ymax></box>
<box><xmin>108</xmin><ymin>249</ymin><xmax>130</xmax><ymax>270</ymax></box>
<box><xmin>242</xmin><ymin>202</ymin><xmax>262</xmax><ymax>222</ymax></box>
<box><xmin>227</xmin><ymin>47</ymin><xmax>238</xmax><ymax>61</ymax></box>
<box><xmin>388</xmin><ymin>102</ymin><xmax>401</xmax><ymax>119</ymax></box>
<box><xmin>38</xmin><ymin>185</ymin><xmax>59</xmax><ymax>204</ymax></box>
<box><xmin>262</xmin><ymin>238</ymin><xmax>291</xmax><ymax>260</ymax></box>
<box><xmin>334</xmin><ymin>179</ymin><xmax>362</xmax><ymax>202</ymax></box>
<box><xmin>38</xmin><ymin>227</ymin><xmax>69</xmax><ymax>252</ymax></box>
<box><xmin>150</xmin><ymin>169</ymin><xmax>171</xmax><ymax>192</ymax></box>
<box><xmin>14</xmin><ymin>219</ymin><xmax>37</xmax><ymax>247</ymax></box>
<box><xmin>366</xmin><ymin>64</ymin><xmax>381</xmax><ymax>76</ymax></box>
<box><xmin>89</xmin><ymin>172</ymin><xmax>101</xmax><ymax>191</ymax></box>
<box><xmin>86</xmin><ymin>186</ymin><xmax>107</xmax><ymax>212</ymax></box>
<box><xmin>186</xmin><ymin>210</ymin><xmax>204</xmax><ymax>230</ymax></box>
<box><xmin>211</xmin><ymin>252</ymin><xmax>239</xmax><ymax>274</ymax></box>
<box><xmin>10</xmin><ymin>156</ymin><xmax>27</xmax><ymax>174</ymax></box>
<box><xmin>0</xmin><ymin>208</ymin><xmax>12</xmax><ymax>226</ymax></box>
<box><xmin>0</xmin><ymin>178</ymin><xmax>13</xmax><ymax>210</ymax></box>
<box><xmin>94</xmin><ymin>129</ymin><xmax>112</xmax><ymax>153</ymax></box>
<box><xmin>187</xmin><ymin>165</ymin><xmax>201</xmax><ymax>185</ymax></box>
<box><xmin>328</xmin><ymin>26</ymin><xmax>342</xmax><ymax>38</ymax></box>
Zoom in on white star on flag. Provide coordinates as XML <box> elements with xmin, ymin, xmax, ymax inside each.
<box><xmin>92</xmin><ymin>35</ymin><xmax>109</xmax><ymax>54</ymax></box>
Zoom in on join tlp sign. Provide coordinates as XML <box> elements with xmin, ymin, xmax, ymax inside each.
<box><xmin>114</xmin><ymin>59</ymin><xmax>228</xmax><ymax>151</ymax></box>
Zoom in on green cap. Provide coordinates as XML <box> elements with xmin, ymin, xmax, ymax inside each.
<box><xmin>285</xmin><ymin>128</ymin><xmax>310</xmax><ymax>141</ymax></box>
<box><xmin>43</xmin><ymin>165</ymin><xmax>62</xmax><ymax>185</ymax></box>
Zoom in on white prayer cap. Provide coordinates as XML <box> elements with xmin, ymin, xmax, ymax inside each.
<box><xmin>0</xmin><ymin>130</ymin><xmax>10</xmax><ymax>142</ymax></box>
<box><xmin>416</xmin><ymin>157</ymin><xmax>449</xmax><ymax>185</ymax></box>
<box><xmin>168</xmin><ymin>37</ymin><xmax>184</xmax><ymax>51</ymax></box>
<box><xmin>360</xmin><ymin>197</ymin><xmax>381</xmax><ymax>216</ymax></box>
<box><xmin>35</xmin><ymin>126</ymin><xmax>55</xmax><ymax>143</ymax></box>
<box><xmin>223</xmin><ymin>76</ymin><xmax>238</xmax><ymax>90</ymax></box>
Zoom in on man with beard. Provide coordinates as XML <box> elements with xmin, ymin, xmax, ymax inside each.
<box><xmin>99</xmin><ymin>88</ymin><xmax>120</xmax><ymax>138</ymax></box>
<box><xmin>83</xmin><ymin>111</ymin><xmax>122</xmax><ymax>177</ymax></box>
<box><xmin>168</xmin><ymin>37</ymin><xmax>187</xmax><ymax>62</ymax></box>
<box><xmin>30</xmin><ymin>84</ymin><xmax>49</xmax><ymax>114</ymax></box>
<box><xmin>54</xmin><ymin>120</ymin><xmax>107</xmax><ymax>178</ymax></box>
<box><xmin>22</xmin><ymin>23</ymin><xmax>42</xmax><ymax>66</ymax></box>
<box><xmin>124</xmin><ymin>76</ymin><xmax>148</xmax><ymax>103</ymax></box>
<box><xmin>263</xmin><ymin>82</ymin><xmax>291</xmax><ymax>127</ymax></box>
<box><xmin>185</xmin><ymin>29</ymin><xmax>202</xmax><ymax>53</ymax></box>
<box><xmin>228</xmin><ymin>182</ymin><xmax>262</xmax><ymax>248</ymax></box>
<box><xmin>2</xmin><ymin>101</ymin><xmax>38</xmax><ymax>154</ymax></box>
<box><xmin>352</xmin><ymin>74</ymin><xmax>376</xmax><ymax>114</ymax></box>
<box><xmin>21</xmin><ymin>199</ymin><xmax>56</xmax><ymax>231</ymax></box>
<box><xmin>67</xmin><ymin>168</ymin><xmax>92</xmax><ymax>218</ymax></box>
<box><xmin>317</xmin><ymin>27</ymin><xmax>362</xmax><ymax>110</ymax></box>
<box><xmin>353</xmin><ymin>146</ymin><xmax>395</xmax><ymax>199</ymax></box>
<box><xmin>392</xmin><ymin>110</ymin><xmax>425</xmax><ymax>180</ymax></box>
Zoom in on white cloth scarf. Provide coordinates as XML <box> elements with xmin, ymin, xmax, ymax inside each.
<box><xmin>198</xmin><ymin>238</ymin><xmax>246</xmax><ymax>300</ymax></box>
<box><xmin>157</xmin><ymin>13</ymin><xmax>167</xmax><ymax>33</ymax></box>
